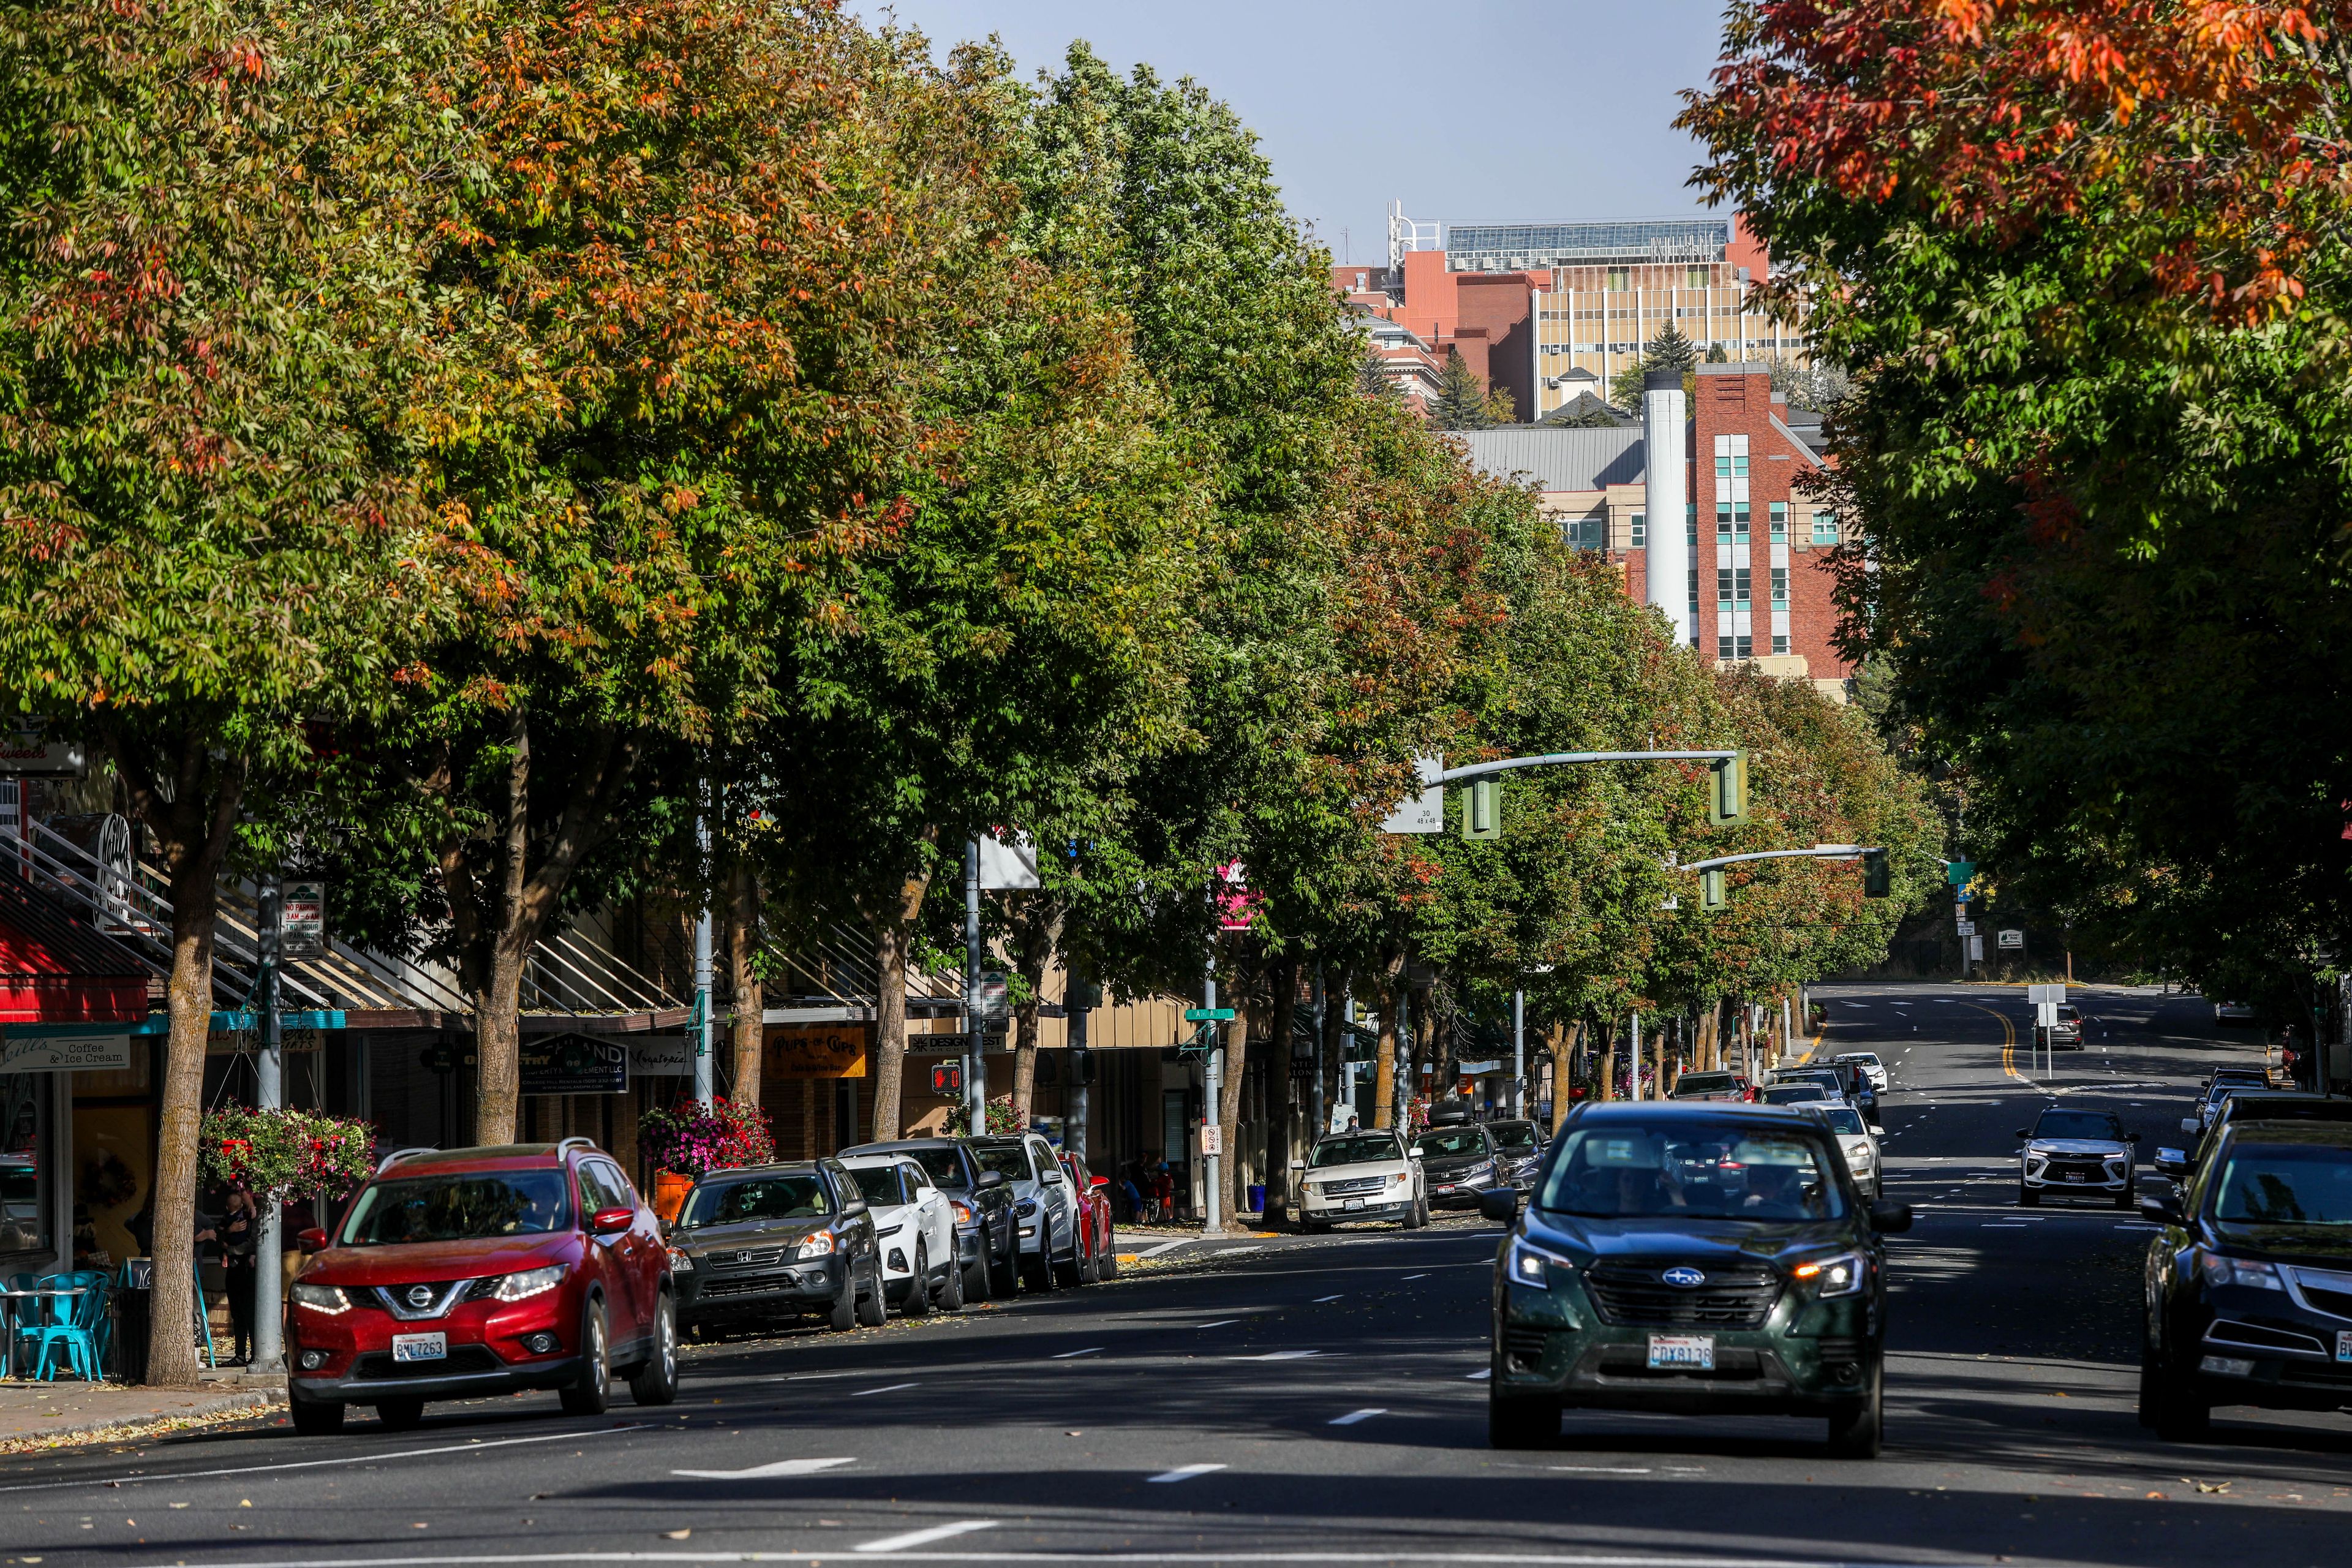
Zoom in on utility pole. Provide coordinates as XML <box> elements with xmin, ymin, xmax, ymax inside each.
<box><xmin>963</xmin><ymin>839</ymin><xmax>983</xmax><ymax>1131</ymax></box>
<box><xmin>692</xmin><ymin>812</ymin><xmax>714</xmax><ymax>1109</ymax></box>
<box><xmin>1202</xmin><ymin>943</ymin><xmax>1222</xmax><ymax>1234</ymax></box>
<box><xmin>1629</xmin><ymin>1011</ymin><xmax>1643</xmax><ymax>1101</ymax></box>
<box><xmin>252</xmin><ymin>876</ymin><xmax>284</xmax><ymax>1374</ymax></box>
<box><xmin>1068</xmin><ymin>974</ymin><xmax>1091</xmax><ymax>1163</ymax></box>
<box><xmin>1511</xmin><ymin>989</ymin><xmax>1526</xmax><ymax>1118</ymax></box>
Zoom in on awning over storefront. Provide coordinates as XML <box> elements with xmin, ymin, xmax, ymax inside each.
<box><xmin>0</xmin><ymin>863</ymin><xmax>151</xmax><ymax>1023</ymax></box>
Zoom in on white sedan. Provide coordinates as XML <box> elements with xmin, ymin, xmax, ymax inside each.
<box><xmin>839</xmin><ymin>1153</ymin><xmax>962</xmax><ymax>1315</ymax></box>
<box><xmin>1293</xmin><ymin>1132</ymin><xmax>1427</xmax><ymax>1232</ymax></box>
<box><xmin>1812</xmin><ymin>1102</ymin><xmax>1883</xmax><ymax>1199</ymax></box>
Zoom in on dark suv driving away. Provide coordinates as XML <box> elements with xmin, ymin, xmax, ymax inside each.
<box><xmin>1481</xmin><ymin>1102</ymin><xmax>1911</xmax><ymax>1457</ymax></box>
<box><xmin>2139</xmin><ymin>1120</ymin><xmax>2352</xmax><ymax>1439</ymax></box>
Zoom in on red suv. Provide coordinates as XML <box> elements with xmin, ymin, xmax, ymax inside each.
<box><xmin>284</xmin><ymin>1139</ymin><xmax>677</xmax><ymax>1434</ymax></box>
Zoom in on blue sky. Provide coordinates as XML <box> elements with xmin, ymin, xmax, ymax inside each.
<box><xmin>848</xmin><ymin>1</ymin><xmax>1733</xmax><ymax>262</ymax></box>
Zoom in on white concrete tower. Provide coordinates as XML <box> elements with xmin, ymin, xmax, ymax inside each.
<box><xmin>1641</xmin><ymin>369</ymin><xmax>1692</xmax><ymax>647</ymax></box>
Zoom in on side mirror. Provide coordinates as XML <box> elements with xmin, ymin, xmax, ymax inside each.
<box><xmin>1090</xmin><ymin>1175</ymin><xmax>1109</xmax><ymax>1190</ymax></box>
<box><xmin>589</xmin><ymin>1205</ymin><xmax>634</xmax><ymax>1235</ymax></box>
<box><xmin>1408</xmin><ymin>1147</ymin><xmax>1425</xmax><ymax>1160</ymax></box>
<box><xmin>2154</xmin><ymin>1148</ymin><xmax>2188</xmax><ymax>1178</ymax></box>
<box><xmin>977</xmin><ymin>1170</ymin><xmax>1006</xmax><ymax>1190</ymax></box>
<box><xmin>2014</xmin><ymin>1128</ymin><xmax>2031</xmax><ymax>1140</ymax></box>
<box><xmin>2180</xmin><ymin>1118</ymin><xmax>2199</xmax><ymax>1134</ymax></box>
<box><xmin>1868</xmin><ymin>1200</ymin><xmax>1913</xmax><ymax>1234</ymax></box>
<box><xmin>297</xmin><ymin>1226</ymin><xmax>329</xmax><ymax>1254</ymax></box>
<box><xmin>2139</xmin><ymin>1194</ymin><xmax>2186</xmax><ymax>1226</ymax></box>
<box><xmin>842</xmin><ymin>1197</ymin><xmax>869</xmax><ymax>1218</ymax></box>
<box><xmin>1869</xmin><ymin>1126</ymin><xmax>1887</xmax><ymax>1138</ymax></box>
<box><xmin>1476</xmin><ymin>1189</ymin><xmax>1518</xmax><ymax>1224</ymax></box>
<box><xmin>1289</xmin><ymin>1159</ymin><xmax>1306</xmax><ymax>1172</ymax></box>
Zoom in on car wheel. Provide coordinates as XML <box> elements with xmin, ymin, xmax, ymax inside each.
<box><xmin>987</xmin><ymin>1226</ymin><xmax>1020</xmax><ymax>1297</ymax></box>
<box><xmin>559</xmin><ymin>1300</ymin><xmax>612</xmax><ymax>1415</ymax></box>
<box><xmin>2115</xmin><ymin>1185</ymin><xmax>2136</xmax><ymax>1211</ymax></box>
<box><xmin>1055</xmin><ymin>1226</ymin><xmax>1085</xmax><ymax>1288</ymax></box>
<box><xmin>962</xmin><ymin>1242</ymin><xmax>992</xmax><ymax>1305</ymax></box>
<box><xmin>2018</xmin><ymin>1185</ymin><xmax>2039</xmax><ymax>1207</ymax></box>
<box><xmin>627</xmin><ymin>1292</ymin><xmax>680</xmax><ymax>1407</ymax></box>
<box><xmin>855</xmin><ymin>1262</ymin><xmax>888</xmax><ymax>1327</ymax></box>
<box><xmin>1487</xmin><ymin>1389</ymin><xmax>1558</xmax><ymax>1449</ymax></box>
<box><xmin>1302</xmin><ymin>1220</ymin><xmax>1327</xmax><ymax>1235</ymax></box>
<box><xmin>1099</xmin><ymin>1221</ymin><xmax>1118</xmax><ymax>1280</ymax></box>
<box><xmin>1825</xmin><ymin>1359</ymin><xmax>1883</xmax><ymax>1459</ymax></box>
<box><xmin>375</xmin><ymin>1396</ymin><xmax>426</xmax><ymax>1431</ymax></box>
<box><xmin>828</xmin><ymin>1279</ymin><xmax>858</xmax><ymax>1333</ymax></box>
<box><xmin>289</xmin><ymin>1395</ymin><xmax>344</xmax><ymax>1436</ymax></box>
<box><xmin>901</xmin><ymin>1243</ymin><xmax>931</xmax><ymax>1316</ymax></box>
<box><xmin>1023</xmin><ymin>1223</ymin><xmax>1057</xmax><ymax>1292</ymax></box>
<box><xmin>2139</xmin><ymin>1340</ymin><xmax>2211</xmax><ymax>1440</ymax></box>
<box><xmin>940</xmin><ymin>1243</ymin><xmax>967</xmax><ymax>1311</ymax></box>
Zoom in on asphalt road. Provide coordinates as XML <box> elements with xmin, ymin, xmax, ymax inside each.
<box><xmin>6</xmin><ymin>981</ymin><xmax>2351</xmax><ymax>1568</ymax></box>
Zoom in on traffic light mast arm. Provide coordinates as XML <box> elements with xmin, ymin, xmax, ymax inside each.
<box><xmin>1681</xmin><ymin>844</ymin><xmax>1876</xmax><ymax>873</ymax></box>
<box><xmin>1436</xmin><ymin>749</ymin><xmax>1740</xmax><ymax>784</ymax></box>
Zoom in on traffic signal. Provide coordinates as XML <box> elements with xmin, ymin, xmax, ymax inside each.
<box><xmin>1700</xmin><ymin>868</ymin><xmax>1727</xmax><ymax>911</ymax></box>
<box><xmin>1861</xmin><ymin>848</ymin><xmax>1891</xmax><ymax>899</ymax></box>
<box><xmin>1708</xmin><ymin>751</ymin><xmax>1749</xmax><ymax>824</ymax></box>
<box><xmin>1464</xmin><ymin>777</ymin><xmax>1501</xmax><ymax>840</ymax></box>
<box><xmin>930</xmin><ymin>1060</ymin><xmax>964</xmax><ymax>1095</ymax></box>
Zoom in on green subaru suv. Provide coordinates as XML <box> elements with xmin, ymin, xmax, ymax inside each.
<box><xmin>1480</xmin><ymin>1102</ymin><xmax>1912</xmax><ymax>1456</ymax></box>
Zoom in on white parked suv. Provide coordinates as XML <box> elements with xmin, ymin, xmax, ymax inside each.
<box><xmin>838</xmin><ymin>1153</ymin><xmax>962</xmax><ymax>1315</ymax></box>
<box><xmin>1834</xmin><ymin>1052</ymin><xmax>1890</xmax><ymax>1093</ymax></box>
<box><xmin>1294</xmin><ymin>1131</ymin><xmax>1427</xmax><ymax>1232</ymax></box>
<box><xmin>1809</xmin><ymin>1101</ymin><xmax>1884</xmax><ymax>1199</ymax></box>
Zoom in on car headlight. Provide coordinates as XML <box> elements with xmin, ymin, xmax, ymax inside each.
<box><xmin>492</xmin><ymin>1265</ymin><xmax>565</xmax><ymax>1302</ymax></box>
<box><xmin>665</xmin><ymin>1247</ymin><xmax>693</xmax><ymax>1273</ymax></box>
<box><xmin>2196</xmin><ymin>1251</ymin><xmax>2283</xmax><ymax>1290</ymax></box>
<box><xmin>796</xmin><ymin>1231</ymin><xmax>838</xmax><ymax>1259</ymax></box>
<box><xmin>1016</xmin><ymin>1199</ymin><xmax>1038</xmax><ymax>1217</ymax></box>
<box><xmin>1794</xmin><ymin>1253</ymin><xmax>1867</xmax><ymax>1297</ymax></box>
<box><xmin>290</xmin><ymin>1283</ymin><xmax>350</xmax><ymax>1314</ymax></box>
<box><xmin>1508</xmin><ymin>1238</ymin><xmax>1574</xmax><ymax>1289</ymax></box>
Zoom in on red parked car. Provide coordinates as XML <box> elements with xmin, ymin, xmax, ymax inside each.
<box><xmin>284</xmin><ymin>1139</ymin><xmax>677</xmax><ymax>1434</ymax></box>
<box><xmin>1057</xmin><ymin>1150</ymin><xmax>1118</xmax><ymax>1284</ymax></box>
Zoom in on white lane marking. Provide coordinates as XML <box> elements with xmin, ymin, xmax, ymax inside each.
<box><xmin>1050</xmin><ymin>1346</ymin><xmax>1103</xmax><ymax>1359</ymax></box>
<box><xmin>1148</xmin><ymin>1463</ymin><xmax>1229</xmax><ymax>1483</ymax></box>
<box><xmin>1402</xmin><ymin>1273</ymin><xmax>1429</xmax><ymax>1281</ymax></box>
<box><xmin>0</xmin><ymin>1423</ymin><xmax>652</xmax><ymax>1496</ymax></box>
<box><xmin>1329</xmin><ymin>1408</ymin><xmax>1386</xmax><ymax>1425</ymax></box>
<box><xmin>1136</xmin><ymin>1239</ymin><xmax>1193</xmax><ymax>1258</ymax></box>
<box><xmin>854</xmin><ymin>1520</ymin><xmax>998</xmax><ymax>1553</ymax></box>
<box><xmin>1194</xmin><ymin>1318</ymin><xmax>1240</xmax><ymax>1329</ymax></box>
<box><xmin>1552</xmin><ymin>1466</ymin><xmax>1653</xmax><ymax>1474</ymax></box>
<box><xmin>851</xmin><ymin>1382</ymin><xmax>921</xmax><ymax>1396</ymax></box>
<box><xmin>673</xmin><ymin>1457</ymin><xmax>856</xmax><ymax>1481</ymax></box>
<box><xmin>1313</xmin><ymin>1294</ymin><xmax>1344</xmax><ymax>1303</ymax></box>
<box><xmin>3</xmin><ymin>1555</ymin><xmax>2053</xmax><ymax>1567</ymax></box>
<box><xmin>1467</xmin><ymin>1368</ymin><xmax>1492</xmax><ymax>1380</ymax></box>
<box><xmin>1235</xmin><ymin>1349</ymin><xmax>1320</xmax><ymax>1361</ymax></box>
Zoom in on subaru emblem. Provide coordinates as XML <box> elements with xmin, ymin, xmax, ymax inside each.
<box><xmin>1661</xmin><ymin>1267</ymin><xmax>1706</xmax><ymax>1289</ymax></box>
<box><xmin>405</xmin><ymin>1284</ymin><xmax>435</xmax><ymax>1309</ymax></box>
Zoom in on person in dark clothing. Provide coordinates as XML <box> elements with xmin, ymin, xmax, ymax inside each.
<box><xmin>218</xmin><ymin>1181</ymin><xmax>260</xmax><ymax>1364</ymax></box>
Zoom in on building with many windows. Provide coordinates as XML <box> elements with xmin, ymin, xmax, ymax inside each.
<box><xmin>1453</xmin><ymin>362</ymin><xmax>1850</xmax><ymax>698</ymax></box>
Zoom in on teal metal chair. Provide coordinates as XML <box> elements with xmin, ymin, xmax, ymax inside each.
<box><xmin>19</xmin><ymin>1272</ymin><xmax>108</xmax><ymax>1382</ymax></box>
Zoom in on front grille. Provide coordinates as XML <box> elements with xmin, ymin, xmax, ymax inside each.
<box><xmin>1584</xmin><ymin>1262</ymin><xmax>1779</xmax><ymax>1328</ymax></box>
<box><xmin>353</xmin><ymin>1346</ymin><xmax>504</xmax><ymax>1380</ymax></box>
<box><xmin>1501</xmin><ymin>1325</ymin><xmax>1548</xmax><ymax>1371</ymax></box>
<box><xmin>370</xmin><ymin>1281</ymin><xmax>475</xmax><ymax>1321</ymax></box>
<box><xmin>2207</xmin><ymin>1318</ymin><xmax>2328</xmax><ymax>1356</ymax></box>
<box><xmin>1321</xmin><ymin>1176</ymin><xmax>1387</xmax><ymax>1197</ymax></box>
<box><xmin>699</xmin><ymin>1274</ymin><xmax>796</xmax><ymax>1300</ymax></box>
<box><xmin>2039</xmin><ymin>1160</ymin><xmax>2114</xmax><ymax>1183</ymax></box>
<box><xmin>709</xmin><ymin>1246</ymin><xmax>789</xmax><ymax>1270</ymax></box>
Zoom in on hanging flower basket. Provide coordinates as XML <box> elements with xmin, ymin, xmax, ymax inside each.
<box><xmin>639</xmin><ymin>1099</ymin><xmax>775</xmax><ymax>1182</ymax></box>
<box><xmin>198</xmin><ymin>1106</ymin><xmax>377</xmax><ymax>1201</ymax></box>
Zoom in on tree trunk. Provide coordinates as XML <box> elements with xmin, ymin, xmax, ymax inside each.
<box><xmin>1216</xmin><ymin>976</ymin><xmax>1253</xmax><ymax>1227</ymax></box>
<box><xmin>1548</xmin><ymin>1020</ymin><xmax>1578</xmax><ymax>1133</ymax></box>
<box><xmin>1009</xmin><ymin>989</ymin><xmax>1039</xmax><ymax>1131</ymax></box>
<box><xmin>1320</xmin><ymin>967</ymin><xmax>1351</xmax><ymax>1135</ymax></box>
<box><xmin>1600</xmin><ymin>1022</ymin><xmax>1618</xmax><ymax>1104</ymax></box>
<box><xmin>727</xmin><ymin>859</ymin><xmax>762</xmax><ymax>1107</ymax></box>
<box><xmin>1263</xmin><ymin>957</ymin><xmax>1298</xmax><ymax>1222</ymax></box>
<box><xmin>867</xmin><ymin>843</ymin><xmax>935</xmax><ymax>1143</ymax></box>
<box><xmin>1373</xmin><ymin>987</ymin><xmax>1398</xmax><ymax>1131</ymax></box>
<box><xmin>475</xmin><ymin>938</ymin><xmax>527</xmax><ymax>1145</ymax></box>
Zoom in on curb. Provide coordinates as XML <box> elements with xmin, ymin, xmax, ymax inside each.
<box><xmin>0</xmin><ymin>1389</ymin><xmax>284</xmax><ymax>1453</ymax></box>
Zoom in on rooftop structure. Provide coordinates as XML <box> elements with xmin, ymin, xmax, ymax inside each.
<box><xmin>1446</xmin><ymin>217</ymin><xmax>1730</xmax><ymax>274</ymax></box>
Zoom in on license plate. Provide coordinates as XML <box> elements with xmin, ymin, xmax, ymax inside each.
<box><xmin>1648</xmin><ymin>1335</ymin><xmax>1714</xmax><ymax>1370</ymax></box>
<box><xmin>2339</xmin><ymin>1332</ymin><xmax>2352</xmax><ymax>1364</ymax></box>
<box><xmin>391</xmin><ymin>1332</ymin><xmax>447</xmax><ymax>1363</ymax></box>
<box><xmin>1343</xmin><ymin>1198</ymin><xmax>1364</xmax><ymax>1212</ymax></box>
<box><xmin>1436</xmin><ymin>1184</ymin><xmax>1456</xmax><ymax>1193</ymax></box>
<box><xmin>2064</xmin><ymin>1172</ymin><xmax>2087</xmax><ymax>1182</ymax></box>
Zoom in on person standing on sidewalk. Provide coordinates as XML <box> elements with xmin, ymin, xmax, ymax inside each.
<box><xmin>218</xmin><ymin>1180</ymin><xmax>260</xmax><ymax>1365</ymax></box>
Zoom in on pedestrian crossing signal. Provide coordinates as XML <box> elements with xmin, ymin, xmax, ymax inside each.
<box><xmin>930</xmin><ymin>1061</ymin><xmax>964</xmax><ymax>1095</ymax></box>
<box><xmin>1700</xmin><ymin>868</ymin><xmax>1727</xmax><ymax>911</ymax></box>
<box><xmin>1861</xmin><ymin>848</ymin><xmax>1890</xmax><ymax>899</ymax></box>
<box><xmin>1708</xmin><ymin>752</ymin><xmax>1748</xmax><ymax>824</ymax></box>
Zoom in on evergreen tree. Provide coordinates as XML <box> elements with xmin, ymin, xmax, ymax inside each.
<box><xmin>1430</xmin><ymin>347</ymin><xmax>1496</xmax><ymax>429</ymax></box>
<box><xmin>1357</xmin><ymin>347</ymin><xmax>1400</xmax><ymax>401</ymax></box>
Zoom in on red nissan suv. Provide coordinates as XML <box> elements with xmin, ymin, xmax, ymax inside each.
<box><xmin>285</xmin><ymin>1139</ymin><xmax>677</xmax><ymax>1433</ymax></box>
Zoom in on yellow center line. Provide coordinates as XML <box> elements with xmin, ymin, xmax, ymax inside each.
<box><xmin>1958</xmin><ymin>999</ymin><xmax>2022</xmax><ymax>1082</ymax></box>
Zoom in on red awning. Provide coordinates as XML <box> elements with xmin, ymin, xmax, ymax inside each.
<box><xmin>0</xmin><ymin>864</ymin><xmax>151</xmax><ymax>1024</ymax></box>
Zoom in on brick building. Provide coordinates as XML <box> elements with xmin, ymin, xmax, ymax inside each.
<box><xmin>1455</xmin><ymin>361</ymin><xmax>1852</xmax><ymax>698</ymax></box>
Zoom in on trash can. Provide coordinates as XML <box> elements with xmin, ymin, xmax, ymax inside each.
<box><xmin>115</xmin><ymin>1259</ymin><xmax>153</xmax><ymax>1385</ymax></box>
<box><xmin>1246</xmin><ymin>1183</ymin><xmax>1265</xmax><ymax>1215</ymax></box>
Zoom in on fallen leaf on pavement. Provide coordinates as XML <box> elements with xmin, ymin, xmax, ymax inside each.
<box><xmin>662</xmin><ymin>1529</ymin><xmax>692</xmax><ymax>1540</ymax></box>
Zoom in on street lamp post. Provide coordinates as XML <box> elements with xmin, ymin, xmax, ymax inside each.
<box><xmin>252</xmin><ymin>877</ymin><xmax>284</xmax><ymax>1374</ymax></box>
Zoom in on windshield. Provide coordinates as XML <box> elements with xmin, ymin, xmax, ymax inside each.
<box><xmin>1415</xmin><ymin>1129</ymin><xmax>1488</xmax><ymax>1159</ymax></box>
<box><xmin>846</xmin><ymin>1166</ymin><xmax>907</xmax><ymax>1207</ymax></box>
<box><xmin>2057</xmin><ymin>1006</ymin><xmax>2080</xmax><ymax>1021</ymax></box>
<box><xmin>340</xmin><ymin>1172</ymin><xmax>571</xmax><ymax>1246</ymax></box>
<box><xmin>2213</xmin><ymin>1147</ymin><xmax>2352</xmax><ymax>1226</ymax></box>
<box><xmin>1838</xmin><ymin>1055</ymin><xmax>1880</xmax><ymax>1068</ymax></box>
<box><xmin>1760</xmin><ymin>1085</ymin><xmax>1834</xmax><ymax>1106</ymax></box>
<box><xmin>1539</xmin><ymin>1124</ymin><xmax>1845</xmax><ymax>1222</ymax></box>
<box><xmin>903</xmin><ymin>1148</ymin><xmax>966</xmax><ymax>1188</ymax></box>
<box><xmin>1488</xmin><ymin>1123</ymin><xmax>1537</xmax><ymax>1154</ymax></box>
<box><xmin>970</xmin><ymin>1144</ymin><xmax>1033</xmax><ymax>1182</ymax></box>
<box><xmin>2036</xmin><ymin>1110</ymin><xmax>2123</xmax><ymax>1141</ymax></box>
<box><xmin>677</xmin><ymin>1174</ymin><xmax>832</xmax><ymax>1229</ymax></box>
<box><xmin>1675</xmin><ymin>1073</ymin><xmax>1738</xmax><ymax>1093</ymax></box>
<box><xmin>1311</xmin><ymin>1136</ymin><xmax>1402</xmax><ymax>1168</ymax></box>
<box><xmin>1820</xmin><ymin>1107</ymin><xmax>1867</xmax><ymax>1136</ymax></box>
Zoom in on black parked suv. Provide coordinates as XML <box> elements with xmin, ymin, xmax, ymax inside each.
<box><xmin>1486</xmin><ymin>1120</ymin><xmax>1547</xmax><ymax>1190</ymax></box>
<box><xmin>2139</xmin><ymin>1120</ymin><xmax>2352</xmax><ymax>1439</ymax></box>
<box><xmin>1480</xmin><ymin>1102</ymin><xmax>1912</xmax><ymax>1457</ymax></box>
<box><xmin>1415</xmin><ymin>1123</ymin><xmax>1503</xmax><ymax>1208</ymax></box>
<box><xmin>841</xmin><ymin>1137</ymin><xmax>1017</xmax><ymax>1301</ymax></box>
<box><xmin>668</xmin><ymin>1161</ymin><xmax>883</xmax><ymax>1335</ymax></box>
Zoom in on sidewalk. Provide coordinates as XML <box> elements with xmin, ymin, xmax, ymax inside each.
<box><xmin>0</xmin><ymin>1371</ymin><xmax>284</xmax><ymax>1453</ymax></box>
